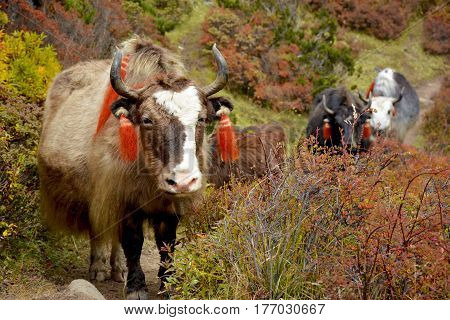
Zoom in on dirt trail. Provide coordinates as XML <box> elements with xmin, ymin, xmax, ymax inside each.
<box><xmin>403</xmin><ymin>77</ymin><xmax>444</xmax><ymax>145</ymax></box>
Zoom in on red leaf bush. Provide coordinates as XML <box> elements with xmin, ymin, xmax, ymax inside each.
<box><xmin>421</xmin><ymin>76</ymin><xmax>450</xmax><ymax>154</ymax></box>
<box><xmin>303</xmin><ymin>0</ymin><xmax>423</xmax><ymax>40</ymax></box>
<box><xmin>423</xmin><ymin>8</ymin><xmax>450</xmax><ymax>55</ymax></box>
<box><xmin>169</xmin><ymin>139</ymin><xmax>449</xmax><ymax>299</ymax></box>
<box><xmin>2</xmin><ymin>0</ymin><xmax>166</xmax><ymax>66</ymax></box>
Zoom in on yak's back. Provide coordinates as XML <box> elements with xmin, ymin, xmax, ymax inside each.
<box><xmin>208</xmin><ymin>123</ymin><xmax>286</xmax><ymax>187</ymax></box>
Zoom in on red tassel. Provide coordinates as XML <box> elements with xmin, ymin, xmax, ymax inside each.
<box><xmin>217</xmin><ymin>114</ymin><xmax>239</xmax><ymax>162</ymax></box>
<box><xmin>96</xmin><ymin>55</ymin><xmax>129</xmax><ymax>135</ymax></box>
<box><xmin>366</xmin><ymin>81</ymin><xmax>375</xmax><ymax>99</ymax></box>
<box><xmin>363</xmin><ymin>121</ymin><xmax>371</xmax><ymax>139</ymax></box>
<box><xmin>323</xmin><ymin>120</ymin><xmax>332</xmax><ymax>140</ymax></box>
<box><xmin>119</xmin><ymin>114</ymin><xmax>137</xmax><ymax>162</ymax></box>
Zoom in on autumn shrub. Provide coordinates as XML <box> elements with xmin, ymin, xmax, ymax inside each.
<box><xmin>169</xmin><ymin>139</ymin><xmax>449</xmax><ymax>299</ymax></box>
<box><xmin>2</xmin><ymin>0</ymin><xmax>139</xmax><ymax>65</ymax></box>
<box><xmin>303</xmin><ymin>0</ymin><xmax>430</xmax><ymax>40</ymax></box>
<box><xmin>423</xmin><ymin>8</ymin><xmax>450</xmax><ymax>55</ymax></box>
<box><xmin>421</xmin><ymin>76</ymin><xmax>450</xmax><ymax>155</ymax></box>
<box><xmin>0</xmin><ymin>28</ymin><xmax>61</xmax><ymax>102</ymax></box>
<box><xmin>201</xmin><ymin>5</ymin><xmax>353</xmax><ymax>112</ymax></box>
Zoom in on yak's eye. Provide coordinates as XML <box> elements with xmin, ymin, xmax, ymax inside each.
<box><xmin>198</xmin><ymin>117</ymin><xmax>207</xmax><ymax>123</ymax></box>
<box><xmin>142</xmin><ymin>117</ymin><xmax>153</xmax><ymax>126</ymax></box>
<box><xmin>387</xmin><ymin>110</ymin><xmax>391</xmax><ymax>115</ymax></box>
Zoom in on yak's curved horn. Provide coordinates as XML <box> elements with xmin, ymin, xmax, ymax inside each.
<box><xmin>358</xmin><ymin>90</ymin><xmax>368</xmax><ymax>104</ymax></box>
<box><xmin>110</xmin><ymin>50</ymin><xmax>140</xmax><ymax>101</ymax></box>
<box><xmin>359</xmin><ymin>91</ymin><xmax>372</xmax><ymax>111</ymax></box>
<box><xmin>322</xmin><ymin>95</ymin><xmax>334</xmax><ymax>115</ymax></box>
<box><xmin>393</xmin><ymin>87</ymin><xmax>404</xmax><ymax>104</ymax></box>
<box><xmin>202</xmin><ymin>44</ymin><xmax>229</xmax><ymax>97</ymax></box>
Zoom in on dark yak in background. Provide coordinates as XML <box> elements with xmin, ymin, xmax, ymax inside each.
<box><xmin>306</xmin><ymin>87</ymin><xmax>372</xmax><ymax>152</ymax></box>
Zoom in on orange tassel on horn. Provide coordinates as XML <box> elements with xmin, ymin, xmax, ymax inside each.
<box><xmin>96</xmin><ymin>55</ymin><xmax>130</xmax><ymax>135</ymax></box>
<box><xmin>322</xmin><ymin>119</ymin><xmax>332</xmax><ymax>140</ymax></box>
<box><xmin>119</xmin><ymin>114</ymin><xmax>137</xmax><ymax>162</ymax></box>
<box><xmin>363</xmin><ymin>120</ymin><xmax>371</xmax><ymax>140</ymax></box>
<box><xmin>366</xmin><ymin>81</ymin><xmax>375</xmax><ymax>99</ymax></box>
<box><xmin>217</xmin><ymin>114</ymin><xmax>239</xmax><ymax>162</ymax></box>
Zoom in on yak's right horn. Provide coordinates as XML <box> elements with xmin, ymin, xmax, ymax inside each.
<box><xmin>202</xmin><ymin>44</ymin><xmax>229</xmax><ymax>97</ymax></box>
<box><xmin>322</xmin><ymin>95</ymin><xmax>334</xmax><ymax>115</ymax></box>
<box><xmin>110</xmin><ymin>50</ymin><xmax>140</xmax><ymax>101</ymax></box>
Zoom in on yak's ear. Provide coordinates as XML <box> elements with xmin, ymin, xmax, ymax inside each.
<box><xmin>110</xmin><ymin>98</ymin><xmax>139</xmax><ymax>123</ymax></box>
<box><xmin>206</xmin><ymin>96</ymin><xmax>234</xmax><ymax>122</ymax></box>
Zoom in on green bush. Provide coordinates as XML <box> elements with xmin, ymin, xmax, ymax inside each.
<box><xmin>126</xmin><ymin>0</ymin><xmax>193</xmax><ymax>34</ymax></box>
<box><xmin>0</xmin><ymin>30</ymin><xmax>61</xmax><ymax>102</ymax></box>
<box><xmin>64</xmin><ymin>0</ymin><xmax>96</xmax><ymax>24</ymax></box>
<box><xmin>217</xmin><ymin>0</ymin><xmax>241</xmax><ymax>9</ymax></box>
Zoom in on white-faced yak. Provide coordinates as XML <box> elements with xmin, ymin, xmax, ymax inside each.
<box><xmin>38</xmin><ymin>37</ymin><xmax>232</xmax><ymax>299</ymax></box>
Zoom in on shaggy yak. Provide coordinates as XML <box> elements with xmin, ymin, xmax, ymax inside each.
<box><xmin>306</xmin><ymin>87</ymin><xmax>372</xmax><ymax>152</ymax></box>
<box><xmin>367</xmin><ymin>67</ymin><xmax>419</xmax><ymax>141</ymax></box>
<box><xmin>208</xmin><ymin>123</ymin><xmax>286</xmax><ymax>187</ymax></box>
<box><xmin>38</xmin><ymin>38</ymin><xmax>232</xmax><ymax>299</ymax></box>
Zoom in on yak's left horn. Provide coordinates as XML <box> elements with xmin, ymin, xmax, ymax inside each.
<box><xmin>322</xmin><ymin>95</ymin><xmax>334</xmax><ymax>115</ymax></box>
<box><xmin>110</xmin><ymin>50</ymin><xmax>140</xmax><ymax>101</ymax></box>
<box><xmin>202</xmin><ymin>44</ymin><xmax>229</xmax><ymax>97</ymax></box>
<box><xmin>393</xmin><ymin>87</ymin><xmax>404</xmax><ymax>104</ymax></box>
<box><xmin>359</xmin><ymin>91</ymin><xmax>373</xmax><ymax>111</ymax></box>
<box><xmin>358</xmin><ymin>90</ymin><xmax>368</xmax><ymax>104</ymax></box>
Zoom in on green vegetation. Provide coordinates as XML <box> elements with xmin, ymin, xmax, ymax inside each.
<box><xmin>0</xmin><ymin>29</ymin><xmax>61</xmax><ymax>102</ymax></box>
<box><xmin>0</xmin><ymin>22</ymin><xmax>81</xmax><ymax>297</ymax></box>
<box><xmin>126</xmin><ymin>0</ymin><xmax>193</xmax><ymax>34</ymax></box>
<box><xmin>64</xmin><ymin>0</ymin><xmax>96</xmax><ymax>24</ymax></box>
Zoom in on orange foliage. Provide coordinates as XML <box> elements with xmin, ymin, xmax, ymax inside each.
<box><xmin>423</xmin><ymin>8</ymin><xmax>450</xmax><ymax>54</ymax></box>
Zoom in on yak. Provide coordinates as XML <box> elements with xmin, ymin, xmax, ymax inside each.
<box><xmin>306</xmin><ymin>87</ymin><xmax>372</xmax><ymax>152</ymax></box>
<box><xmin>363</xmin><ymin>93</ymin><xmax>403</xmax><ymax>135</ymax></box>
<box><xmin>208</xmin><ymin>123</ymin><xmax>286</xmax><ymax>187</ymax></box>
<box><xmin>38</xmin><ymin>37</ymin><xmax>232</xmax><ymax>299</ymax></box>
<box><xmin>369</xmin><ymin>68</ymin><xmax>419</xmax><ymax>141</ymax></box>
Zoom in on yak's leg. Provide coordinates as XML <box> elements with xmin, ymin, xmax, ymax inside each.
<box><xmin>121</xmin><ymin>212</ymin><xmax>148</xmax><ymax>299</ymax></box>
<box><xmin>152</xmin><ymin>213</ymin><xmax>179</xmax><ymax>292</ymax></box>
<box><xmin>110</xmin><ymin>240</ymin><xmax>126</xmax><ymax>282</ymax></box>
<box><xmin>89</xmin><ymin>236</ymin><xmax>109</xmax><ymax>282</ymax></box>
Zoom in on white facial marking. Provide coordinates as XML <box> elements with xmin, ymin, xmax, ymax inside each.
<box><xmin>369</xmin><ymin>96</ymin><xmax>395</xmax><ymax>130</ymax></box>
<box><xmin>153</xmin><ymin>86</ymin><xmax>202</xmax><ymax>191</ymax></box>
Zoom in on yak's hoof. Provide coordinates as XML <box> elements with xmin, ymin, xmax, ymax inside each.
<box><xmin>111</xmin><ymin>268</ymin><xmax>126</xmax><ymax>282</ymax></box>
<box><xmin>89</xmin><ymin>269</ymin><xmax>108</xmax><ymax>282</ymax></box>
<box><xmin>89</xmin><ymin>262</ymin><xmax>109</xmax><ymax>282</ymax></box>
<box><xmin>127</xmin><ymin>289</ymin><xmax>148</xmax><ymax>300</ymax></box>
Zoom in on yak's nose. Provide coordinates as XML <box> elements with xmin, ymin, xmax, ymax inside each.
<box><xmin>163</xmin><ymin>171</ymin><xmax>201</xmax><ymax>193</ymax></box>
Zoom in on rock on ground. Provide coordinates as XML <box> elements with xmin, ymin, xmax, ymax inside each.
<box><xmin>64</xmin><ymin>279</ymin><xmax>105</xmax><ymax>300</ymax></box>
